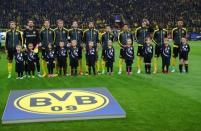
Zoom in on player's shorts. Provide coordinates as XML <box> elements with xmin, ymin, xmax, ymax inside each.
<box><xmin>173</xmin><ymin>44</ymin><xmax>179</xmax><ymax>58</ymax></box>
<box><xmin>154</xmin><ymin>44</ymin><xmax>161</xmax><ymax>57</ymax></box>
<box><xmin>144</xmin><ymin>56</ymin><xmax>152</xmax><ymax>63</ymax></box>
<box><xmin>137</xmin><ymin>45</ymin><xmax>143</xmax><ymax>57</ymax></box>
<box><xmin>179</xmin><ymin>53</ymin><xmax>188</xmax><ymax>61</ymax></box>
<box><xmin>119</xmin><ymin>48</ymin><xmax>125</xmax><ymax>59</ymax></box>
<box><xmin>7</xmin><ymin>48</ymin><xmax>16</xmax><ymax>60</ymax></box>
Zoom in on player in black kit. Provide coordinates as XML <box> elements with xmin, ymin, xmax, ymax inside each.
<box><xmin>104</xmin><ymin>40</ymin><xmax>115</xmax><ymax>75</ymax></box>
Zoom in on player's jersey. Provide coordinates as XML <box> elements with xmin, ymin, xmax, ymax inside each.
<box><xmin>45</xmin><ymin>49</ymin><xmax>56</xmax><ymax>62</ymax></box>
<box><xmin>161</xmin><ymin>44</ymin><xmax>171</xmax><ymax>58</ymax></box>
<box><xmin>104</xmin><ymin>47</ymin><xmax>115</xmax><ymax>62</ymax></box>
<box><xmin>68</xmin><ymin>28</ymin><xmax>83</xmax><ymax>47</ymax></box>
<box><xmin>69</xmin><ymin>47</ymin><xmax>79</xmax><ymax>60</ymax></box>
<box><xmin>125</xmin><ymin>46</ymin><xmax>134</xmax><ymax>60</ymax></box>
<box><xmin>23</xmin><ymin>28</ymin><xmax>39</xmax><ymax>48</ymax></box>
<box><xmin>172</xmin><ymin>27</ymin><xmax>187</xmax><ymax>46</ymax></box>
<box><xmin>15</xmin><ymin>52</ymin><xmax>25</xmax><ymax>63</ymax></box>
<box><xmin>5</xmin><ymin>29</ymin><xmax>23</xmax><ymax>49</ymax></box>
<box><xmin>118</xmin><ymin>31</ymin><xmax>133</xmax><ymax>47</ymax></box>
<box><xmin>143</xmin><ymin>44</ymin><xmax>153</xmax><ymax>58</ymax></box>
<box><xmin>83</xmin><ymin>29</ymin><xmax>99</xmax><ymax>48</ymax></box>
<box><xmin>101</xmin><ymin>32</ymin><xmax>114</xmax><ymax>49</ymax></box>
<box><xmin>40</xmin><ymin>28</ymin><xmax>55</xmax><ymax>48</ymax></box>
<box><xmin>153</xmin><ymin>29</ymin><xmax>168</xmax><ymax>45</ymax></box>
<box><xmin>57</xmin><ymin>47</ymin><xmax>68</xmax><ymax>60</ymax></box>
<box><xmin>135</xmin><ymin>27</ymin><xmax>149</xmax><ymax>46</ymax></box>
<box><xmin>54</xmin><ymin>27</ymin><xmax>68</xmax><ymax>46</ymax></box>
<box><xmin>26</xmin><ymin>51</ymin><xmax>37</xmax><ymax>62</ymax></box>
<box><xmin>180</xmin><ymin>43</ymin><xmax>190</xmax><ymax>55</ymax></box>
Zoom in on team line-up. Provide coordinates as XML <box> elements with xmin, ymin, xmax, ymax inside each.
<box><xmin>5</xmin><ymin>19</ymin><xmax>190</xmax><ymax>79</ymax></box>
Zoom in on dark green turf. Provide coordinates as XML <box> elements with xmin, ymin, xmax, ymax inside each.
<box><xmin>0</xmin><ymin>41</ymin><xmax>201</xmax><ymax>131</ymax></box>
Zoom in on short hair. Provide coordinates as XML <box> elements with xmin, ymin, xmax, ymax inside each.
<box><xmin>56</xmin><ymin>19</ymin><xmax>63</xmax><ymax>24</ymax></box>
<box><xmin>43</xmin><ymin>19</ymin><xmax>50</xmax><ymax>23</ymax></box>
<box><xmin>9</xmin><ymin>21</ymin><xmax>16</xmax><ymax>24</ymax></box>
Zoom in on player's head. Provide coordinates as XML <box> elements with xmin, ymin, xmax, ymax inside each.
<box><xmin>59</xmin><ymin>41</ymin><xmax>65</xmax><ymax>48</ymax></box>
<box><xmin>177</xmin><ymin>20</ymin><xmax>184</xmax><ymax>28</ymax></box>
<box><xmin>164</xmin><ymin>37</ymin><xmax>169</xmax><ymax>45</ymax></box>
<box><xmin>28</xmin><ymin>43</ymin><xmax>34</xmax><ymax>50</ymax></box>
<box><xmin>126</xmin><ymin>38</ymin><xmax>132</xmax><ymax>46</ymax></box>
<box><xmin>105</xmin><ymin>25</ymin><xmax>112</xmax><ymax>33</ymax></box>
<box><xmin>57</xmin><ymin>19</ymin><xmax>64</xmax><ymax>28</ymax></box>
<box><xmin>181</xmin><ymin>37</ymin><xmax>187</xmax><ymax>44</ymax></box>
<box><xmin>16</xmin><ymin>44</ymin><xmax>22</xmax><ymax>52</ymax></box>
<box><xmin>89</xmin><ymin>41</ymin><xmax>94</xmax><ymax>48</ymax></box>
<box><xmin>27</xmin><ymin>19</ymin><xmax>34</xmax><ymax>28</ymax></box>
<box><xmin>9</xmin><ymin>21</ymin><xmax>16</xmax><ymax>29</ymax></box>
<box><xmin>88</xmin><ymin>21</ymin><xmax>95</xmax><ymax>29</ymax></box>
<box><xmin>72</xmin><ymin>21</ymin><xmax>78</xmax><ymax>28</ymax></box>
<box><xmin>142</xmin><ymin>19</ymin><xmax>149</xmax><ymax>28</ymax></box>
<box><xmin>145</xmin><ymin>37</ymin><xmax>151</xmax><ymax>44</ymax></box>
<box><xmin>48</xmin><ymin>43</ymin><xmax>53</xmax><ymax>49</ymax></box>
<box><xmin>43</xmin><ymin>19</ymin><xmax>50</xmax><ymax>28</ymax></box>
<box><xmin>122</xmin><ymin>24</ymin><xmax>129</xmax><ymax>31</ymax></box>
<box><xmin>71</xmin><ymin>40</ymin><xmax>77</xmax><ymax>47</ymax></box>
<box><xmin>107</xmin><ymin>40</ymin><xmax>113</xmax><ymax>47</ymax></box>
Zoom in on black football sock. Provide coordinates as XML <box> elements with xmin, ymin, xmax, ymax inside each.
<box><xmin>92</xmin><ymin>66</ymin><xmax>96</xmax><ymax>75</ymax></box>
<box><xmin>145</xmin><ymin>65</ymin><xmax>147</xmax><ymax>73</ymax></box>
<box><xmin>185</xmin><ymin>64</ymin><xmax>188</xmax><ymax>73</ymax></box>
<box><xmin>88</xmin><ymin>67</ymin><xmax>91</xmax><ymax>75</ymax></box>
<box><xmin>179</xmin><ymin>64</ymin><xmax>183</xmax><ymax>73</ymax></box>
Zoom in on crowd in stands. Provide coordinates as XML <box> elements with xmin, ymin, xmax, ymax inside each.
<box><xmin>0</xmin><ymin>0</ymin><xmax>200</xmax><ymax>32</ymax></box>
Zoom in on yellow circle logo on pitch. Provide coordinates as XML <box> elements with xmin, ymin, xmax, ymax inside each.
<box><xmin>14</xmin><ymin>90</ymin><xmax>109</xmax><ymax>114</ymax></box>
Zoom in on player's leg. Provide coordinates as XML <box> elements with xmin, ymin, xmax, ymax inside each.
<box><xmin>41</xmin><ymin>49</ymin><xmax>47</xmax><ymax>77</ymax></box>
<box><xmin>137</xmin><ymin>46</ymin><xmax>143</xmax><ymax>74</ymax></box>
<box><xmin>85</xmin><ymin>53</ymin><xmax>89</xmax><ymax>75</ymax></box>
<box><xmin>171</xmin><ymin>47</ymin><xmax>179</xmax><ymax>72</ymax></box>
<box><xmin>184</xmin><ymin>55</ymin><xmax>189</xmax><ymax>73</ymax></box>
<box><xmin>101</xmin><ymin>49</ymin><xmax>106</xmax><ymax>74</ymax></box>
<box><xmin>92</xmin><ymin>64</ymin><xmax>96</xmax><ymax>75</ymax></box>
<box><xmin>118</xmin><ymin>48</ymin><xmax>125</xmax><ymax>74</ymax></box>
<box><xmin>7</xmin><ymin>49</ymin><xmax>14</xmax><ymax>78</ymax></box>
<box><xmin>153</xmin><ymin>45</ymin><xmax>160</xmax><ymax>74</ymax></box>
<box><xmin>78</xmin><ymin>47</ymin><xmax>83</xmax><ymax>75</ymax></box>
<box><xmin>35</xmin><ymin>54</ymin><xmax>42</xmax><ymax>77</ymax></box>
<box><xmin>179</xmin><ymin>59</ymin><xmax>183</xmax><ymax>73</ymax></box>
<box><xmin>96</xmin><ymin>53</ymin><xmax>101</xmax><ymax>75</ymax></box>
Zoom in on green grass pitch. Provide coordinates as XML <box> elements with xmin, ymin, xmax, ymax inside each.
<box><xmin>0</xmin><ymin>41</ymin><xmax>201</xmax><ymax>131</ymax></box>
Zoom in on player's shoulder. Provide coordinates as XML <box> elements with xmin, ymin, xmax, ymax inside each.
<box><xmin>182</xmin><ymin>27</ymin><xmax>187</xmax><ymax>31</ymax></box>
<box><xmin>163</xmin><ymin>29</ymin><xmax>168</xmax><ymax>32</ymax></box>
<box><xmin>49</xmin><ymin>28</ymin><xmax>54</xmax><ymax>32</ymax></box>
<box><xmin>83</xmin><ymin>29</ymin><xmax>89</xmax><ymax>33</ymax></box>
<box><xmin>6</xmin><ymin>29</ymin><xmax>11</xmax><ymax>33</ymax></box>
<box><xmin>135</xmin><ymin>27</ymin><xmax>142</xmax><ymax>31</ymax></box>
<box><xmin>172</xmin><ymin>27</ymin><xmax>178</xmax><ymax>32</ymax></box>
<box><xmin>94</xmin><ymin>29</ymin><xmax>99</xmax><ymax>32</ymax></box>
<box><xmin>63</xmin><ymin>27</ymin><xmax>68</xmax><ymax>31</ymax></box>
